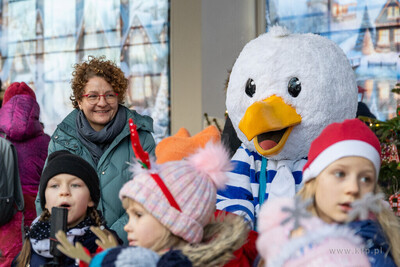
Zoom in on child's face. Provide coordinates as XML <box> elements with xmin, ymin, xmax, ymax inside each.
<box><xmin>45</xmin><ymin>174</ymin><xmax>94</xmax><ymax>227</ymax></box>
<box><xmin>314</xmin><ymin>156</ymin><xmax>376</xmax><ymax>223</ymax></box>
<box><xmin>124</xmin><ymin>199</ymin><xmax>168</xmax><ymax>250</ymax></box>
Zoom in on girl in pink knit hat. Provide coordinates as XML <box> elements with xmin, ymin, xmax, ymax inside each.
<box><xmin>117</xmin><ymin>139</ymin><xmax>250</xmax><ymax>267</ymax></box>
<box><xmin>256</xmin><ymin>197</ymin><xmax>370</xmax><ymax>267</ymax></box>
<box><xmin>297</xmin><ymin>118</ymin><xmax>400</xmax><ymax>266</ymax></box>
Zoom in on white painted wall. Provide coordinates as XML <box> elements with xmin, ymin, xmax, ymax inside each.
<box><xmin>170</xmin><ymin>0</ymin><xmax>203</xmax><ymax>135</ymax></box>
<box><xmin>202</xmin><ymin>0</ymin><xmax>258</xmax><ymax>121</ymax></box>
<box><xmin>171</xmin><ymin>0</ymin><xmax>265</xmax><ymax>135</ymax></box>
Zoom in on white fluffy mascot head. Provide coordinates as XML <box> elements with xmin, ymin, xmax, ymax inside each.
<box><xmin>227</xmin><ymin>26</ymin><xmax>358</xmax><ymax>161</ymax></box>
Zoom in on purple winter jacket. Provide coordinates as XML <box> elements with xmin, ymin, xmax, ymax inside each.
<box><xmin>0</xmin><ymin>95</ymin><xmax>50</xmax><ymax>195</ymax></box>
<box><xmin>0</xmin><ymin>94</ymin><xmax>50</xmax><ymax>266</ymax></box>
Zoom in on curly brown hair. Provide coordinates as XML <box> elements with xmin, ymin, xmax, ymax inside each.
<box><xmin>70</xmin><ymin>55</ymin><xmax>128</xmax><ymax>108</ymax></box>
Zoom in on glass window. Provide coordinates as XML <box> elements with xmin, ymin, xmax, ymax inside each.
<box><xmin>0</xmin><ymin>0</ymin><xmax>170</xmax><ymax>142</ymax></box>
<box><xmin>395</xmin><ymin>29</ymin><xmax>400</xmax><ymax>43</ymax></box>
<box><xmin>388</xmin><ymin>6</ymin><xmax>393</xmax><ymax>19</ymax></box>
<box><xmin>266</xmin><ymin>0</ymin><xmax>399</xmax><ymax>120</ymax></box>
<box><xmin>378</xmin><ymin>29</ymin><xmax>390</xmax><ymax>46</ymax></box>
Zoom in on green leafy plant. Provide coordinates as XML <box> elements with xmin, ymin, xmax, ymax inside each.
<box><xmin>359</xmin><ymin>82</ymin><xmax>400</xmax><ymax>197</ymax></box>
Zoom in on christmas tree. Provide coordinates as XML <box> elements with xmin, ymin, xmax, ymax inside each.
<box><xmin>360</xmin><ymin>80</ymin><xmax>400</xmax><ymax>214</ymax></box>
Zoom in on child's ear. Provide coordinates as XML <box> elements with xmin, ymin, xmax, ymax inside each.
<box><xmin>88</xmin><ymin>198</ymin><xmax>95</xmax><ymax>208</ymax></box>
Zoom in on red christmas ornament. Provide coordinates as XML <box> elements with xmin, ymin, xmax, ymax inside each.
<box><xmin>389</xmin><ymin>193</ymin><xmax>400</xmax><ymax>216</ymax></box>
<box><xmin>381</xmin><ymin>139</ymin><xmax>399</xmax><ymax>163</ymax></box>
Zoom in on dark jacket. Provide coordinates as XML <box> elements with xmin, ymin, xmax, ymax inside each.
<box><xmin>348</xmin><ymin>220</ymin><xmax>396</xmax><ymax>267</ymax></box>
<box><xmin>12</xmin><ymin>226</ymin><xmax>122</xmax><ymax>267</ymax></box>
<box><xmin>157</xmin><ymin>250</ymin><xmax>192</xmax><ymax>267</ymax></box>
<box><xmin>89</xmin><ymin>247</ymin><xmax>192</xmax><ymax>267</ymax></box>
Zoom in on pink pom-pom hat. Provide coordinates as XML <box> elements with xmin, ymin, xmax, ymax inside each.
<box><xmin>119</xmin><ymin>141</ymin><xmax>232</xmax><ymax>243</ymax></box>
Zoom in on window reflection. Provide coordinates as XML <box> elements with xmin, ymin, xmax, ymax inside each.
<box><xmin>0</xmin><ymin>0</ymin><xmax>170</xmax><ymax>142</ymax></box>
<box><xmin>266</xmin><ymin>0</ymin><xmax>400</xmax><ymax>120</ymax></box>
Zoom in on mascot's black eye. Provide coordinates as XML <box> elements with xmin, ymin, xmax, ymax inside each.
<box><xmin>245</xmin><ymin>78</ymin><xmax>256</xmax><ymax>97</ymax></box>
<box><xmin>288</xmin><ymin>77</ymin><xmax>301</xmax><ymax>97</ymax></box>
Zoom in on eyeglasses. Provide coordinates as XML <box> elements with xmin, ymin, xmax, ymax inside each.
<box><xmin>82</xmin><ymin>92</ymin><xmax>119</xmax><ymax>105</ymax></box>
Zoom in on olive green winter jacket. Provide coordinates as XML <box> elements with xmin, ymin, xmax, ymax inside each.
<box><xmin>35</xmin><ymin>106</ymin><xmax>155</xmax><ymax>244</ymax></box>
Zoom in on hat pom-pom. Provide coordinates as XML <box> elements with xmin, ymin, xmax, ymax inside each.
<box><xmin>187</xmin><ymin>141</ymin><xmax>232</xmax><ymax>189</ymax></box>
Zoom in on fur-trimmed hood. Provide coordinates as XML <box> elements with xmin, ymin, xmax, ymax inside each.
<box><xmin>180</xmin><ymin>212</ymin><xmax>250</xmax><ymax>267</ymax></box>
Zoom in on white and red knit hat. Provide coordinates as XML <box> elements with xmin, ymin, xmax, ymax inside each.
<box><xmin>119</xmin><ymin>141</ymin><xmax>232</xmax><ymax>243</ymax></box>
<box><xmin>302</xmin><ymin>118</ymin><xmax>381</xmax><ymax>183</ymax></box>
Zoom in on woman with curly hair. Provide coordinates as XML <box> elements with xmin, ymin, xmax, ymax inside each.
<box><xmin>35</xmin><ymin>56</ymin><xmax>155</xmax><ymax>244</ymax></box>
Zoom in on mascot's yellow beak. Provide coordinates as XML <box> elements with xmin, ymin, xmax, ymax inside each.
<box><xmin>238</xmin><ymin>95</ymin><xmax>302</xmax><ymax>156</ymax></box>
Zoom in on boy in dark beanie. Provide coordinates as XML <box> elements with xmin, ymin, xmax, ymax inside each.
<box><xmin>39</xmin><ymin>150</ymin><xmax>100</xmax><ymax>211</ymax></box>
<box><xmin>14</xmin><ymin>150</ymin><xmax>121</xmax><ymax>267</ymax></box>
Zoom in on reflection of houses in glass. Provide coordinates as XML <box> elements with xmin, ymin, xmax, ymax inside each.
<box><xmin>269</xmin><ymin>0</ymin><xmax>399</xmax><ymax>120</ymax></box>
<box><xmin>0</xmin><ymin>0</ymin><xmax>170</xmax><ymax>137</ymax></box>
<box><xmin>331</xmin><ymin>0</ymin><xmax>357</xmax><ymax>22</ymax></box>
<box><xmin>305</xmin><ymin>0</ymin><xmax>330</xmax><ymax>33</ymax></box>
<box><xmin>361</xmin><ymin>78</ymin><xmax>399</xmax><ymax>120</ymax></box>
<box><xmin>375</xmin><ymin>0</ymin><xmax>400</xmax><ymax>52</ymax></box>
<box><xmin>379</xmin><ymin>80</ymin><xmax>391</xmax><ymax>100</ymax></box>
<box><xmin>363</xmin><ymin>79</ymin><xmax>374</xmax><ymax>101</ymax></box>
<box><xmin>306</xmin><ymin>0</ymin><xmax>328</xmax><ymax>13</ymax></box>
<box><xmin>121</xmin><ymin>14</ymin><xmax>169</xmax><ymax>112</ymax></box>
<box><xmin>354</xmin><ymin>6</ymin><xmax>376</xmax><ymax>55</ymax></box>
<box><xmin>118</xmin><ymin>9</ymin><xmax>169</xmax><ymax>141</ymax></box>
<box><xmin>377</xmin><ymin>80</ymin><xmax>398</xmax><ymax>119</ymax></box>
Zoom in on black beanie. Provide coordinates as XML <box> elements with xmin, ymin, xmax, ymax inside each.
<box><xmin>40</xmin><ymin>150</ymin><xmax>100</xmax><ymax>210</ymax></box>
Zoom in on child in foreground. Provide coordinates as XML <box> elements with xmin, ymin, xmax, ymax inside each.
<box><xmin>13</xmin><ymin>150</ymin><xmax>121</xmax><ymax>267</ymax></box>
<box><xmin>256</xmin><ymin>196</ymin><xmax>370</xmax><ymax>266</ymax></box>
<box><xmin>298</xmin><ymin>118</ymin><xmax>400</xmax><ymax>266</ymax></box>
<box><xmin>63</xmin><ymin>141</ymin><xmax>249</xmax><ymax>266</ymax></box>
<box><xmin>54</xmin><ymin>125</ymin><xmax>250</xmax><ymax>266</ymax></box>
<box><xmin>114</xmin><ymin>141</ymin><xmax>249</xmax><ymax>266</ymax></box>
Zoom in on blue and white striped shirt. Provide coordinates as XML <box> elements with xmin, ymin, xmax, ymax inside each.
<box><xmin>217</xmin><ymin>145</ymin><xmax>306</xmax><ymax>229</ymax></box>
